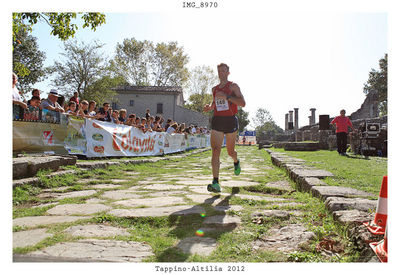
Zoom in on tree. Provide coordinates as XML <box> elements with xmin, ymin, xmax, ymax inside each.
<box><xmin>110</xmin><ymin>38</ymin><xmax>189</xmax><ymax>86</ymax></box>
<box><xmin>12</xmin><ymin>13</ymin><xmax>106</xmax><ymax>42</ymax></box>
<box><xmin>12</xmin><ymin>29</ymin><xmax>46</xmax><ymax>95</ymax></box>
<box><xmin>253</xmin><ymin>107</ymin><xmax>283</xmax><ymax>140</ymax></box>
<box><xmin>364</xmin><ymin>54</ymin><xmax>387</xmax><ymax>115</ymax></box>
<box><xmin>183</xmin><ymin>65</ymin><xmax>218</xmax><ymax>114</ymax></box>
<box><xmin>49</xmin><ymin>40</ymin><xmax>107</xmax><ymax>98</ymax></box>
<box><xmin>83</xmin><ymin>75</ymin><xmax>129</xmax><ymax>106</ymax></box>
<box><xmin>236</xmin><ymin>107</ymin><xmax>250</xmax><ymax>133</ymax></box>
<box><xmin>184</xmin><ymin>93</ymin><xmax>213</xmax><ymax>113</ymax></box>
<box><xmin>12</xmin><ymin>12</ymin><xmax>106</xmax><ymax>80</ymax></box>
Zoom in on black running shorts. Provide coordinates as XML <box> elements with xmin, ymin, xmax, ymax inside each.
<box><xmin>211</xmin><ymin>116</ymin><xmax>238</xmax><ymax>133</ymax></box>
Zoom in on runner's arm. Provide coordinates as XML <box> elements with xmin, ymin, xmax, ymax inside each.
<box><xmin>227</xmin><ymin>83</ymin><xmax>246</xmax><ymax>107</ymax></box>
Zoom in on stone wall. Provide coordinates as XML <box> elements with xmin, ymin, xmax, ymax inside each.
<box><xmin>350</xmin><ymin>91</ymin><xmax>379</xmax><ymax>121</ymax></box>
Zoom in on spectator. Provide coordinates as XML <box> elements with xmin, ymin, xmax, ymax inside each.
<box><xmin>331</xmin><ymin>109</ymin><xmax>355</xmax><ymax>156</ymax></box>
<box><xmin>145</xmin><ymin>109</ymin><xmax>151</xmax><ymax>120</ymax></box>
<box><xmin>97</xmin><ymin>102</ymin><xmax>112</xmax><ymax>122</ymax></box>
<box><xmin>77</xmin><ymin>100</ymin><xmax>89</xmax><ymax>117</ymax></box>
<box><xmin>135</xmin><ymin>117</ymin><xmax>141</xmax><ymax>127</ymax></box>
<box><xmin>69</xmin><ymin>91</ymin><xmax>79</xmax><ymax>111</ymax></box>
<box><xmin>126</xmin><ymin>114</ymin><xmax>136</xmax><ymax>126</ymax></box>
<box><xmin>178</xmin><ymin>123</ymin><xmax>186</xmax><ymax>134</ymax></box>
<box><xmin>146</xmin><ymin>118</ymin><xmax>153</xmax><ymax>132</ymax></box>
<box><xmin>12</xmin><ymin>72</ymin><xmax>27</xmax><ymax>110</ymax></box>
<box><xmin>139</xmin><ymin>117</ymin><xmax>148</xmax><ymax>133</ymax></box>
<box><xmin>40</xmin><ymin>89</ymin><xmax>65</xmax><ymax>113</ymax></box>
<box><xmin>57</xmin><ymin>94</ymin><xmax>65</xmax><ymax>111</ymax></box>
<box><xmin>153</xmin><ymin>116</ymin><xmax>164</xmax><ymax>132</ymax></box>
<box><xmin>119</xmin><ymin>109</ymin><xmax>127</xmax><ymax>123</ymax></box>
<box><xmin>164</xmin><ymin>118</ymin><xmax>172</xmax><ymax>131</ymax></box>
<box><xmin>111</xmin><ymin>110</ymin><xmax>121</xmax><ymax>124</ymax></box>
<box><xmin>26</xmin><ymin>96</ymin><xmax>41</xmax><ymax>120</ymax></box>
<box><xmin>66</xmin><ymin>102</ymin><xmax>77</xmax><ymax>115</ymax></box>
<box><xmin>166</xmin><ymin>123</ymin><xmax>178</xmax><ymax>134</ymax></box>
<box><xmin>27</xmin><ymin>89</ymin><xmax>41</xmax><ymax>106</ymax></box>
<box><xmin>88</xmin><ymin>100</ymin><xmax>97</xmax><ymax>117</ymax></box>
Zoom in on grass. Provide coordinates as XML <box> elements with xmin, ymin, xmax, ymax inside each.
<box><xmin>12</xmin><ymin>146</ymin><xmax>364</xmax><ymax>262</ymax></box>
<box><xmin>269</xmin><ymin>148</ymin><xmax>387</xmax><ymax>195</ymax></box>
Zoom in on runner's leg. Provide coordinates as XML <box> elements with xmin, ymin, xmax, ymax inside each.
<box><xmin>225</xmin><ymin>131</ymin><xmax>238</xmax><ymax>163</ymax></box>
<box><xmin>211</xmin><ymin>129</ymin><xmax>224</xmax><ymax>179</ymax></box>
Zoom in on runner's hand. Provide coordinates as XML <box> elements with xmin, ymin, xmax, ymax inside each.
<box><xmin>203</xmin><ymin>104</ymin><xmax>213</xmax><ymax>112</ymax></box>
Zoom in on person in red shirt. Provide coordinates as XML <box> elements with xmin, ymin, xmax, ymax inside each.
<box><xmin>203</xmin><ymin>63</ymin><xmax>246</xmax><ymax>192</ymax></box>
<box><xmin>330</xmin><ymin>109</ymin><xmax>355</xmax><ymax>156</ymax></box>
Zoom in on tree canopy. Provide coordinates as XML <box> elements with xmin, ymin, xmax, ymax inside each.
<box><xmin>253</xmin><ymin>107</ymin><xmax>283</xmax><ymax>139</ymax></box>
<box><xmin>110</xmin><ymin>38</ymin><xmax>189</xmax><ymax>86</ymax></box>
<box><xmin>363</xmin><ymin>53</ymin><xmax>387</xmax><ymax>115</ymax></box>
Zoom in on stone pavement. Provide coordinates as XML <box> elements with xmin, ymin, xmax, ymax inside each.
<box><xmin>12</xmin><ymin>147</ymin><xmax>380</xmax><ymax>262</ymax></box>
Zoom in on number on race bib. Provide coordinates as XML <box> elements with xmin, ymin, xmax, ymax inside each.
<box><xmin>215</xmin><ymin>98</ymin><xmax>229</xmax><ymax>111</ymax></box>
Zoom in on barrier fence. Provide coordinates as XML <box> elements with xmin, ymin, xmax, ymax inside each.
<box><xmin>13</xmin><ymin>112</ymin><xmax>211</xmax><ymax>157</ymax></box>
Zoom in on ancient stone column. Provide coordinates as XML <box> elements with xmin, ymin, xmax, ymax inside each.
<box><xmin>308</xmin><ymin>116</ymin><xmax>312</xmax><ymax>126</ymax></box>
<box><xmin>310</xmin><ymin>108</ymin><xmax>316</xmax><ymax>125</ymax></box>
<box><xmin>294</xmin><ymin>108</ymin><xmax>299</xmax><ymax>130</ymax></box>
<box><xmin>285</xmin><ymin>113</ymin><xmax>289</xmax><ymax>131</ymax></box>
<box><xmin>288</xmin><ymin>111</ymin><xmax>293</xmax><ymax>123</ymax></box>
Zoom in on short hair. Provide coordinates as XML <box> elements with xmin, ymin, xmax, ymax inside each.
<box><xmin>103</xmin><ymin>102</ymin><xmax>109</xmax><ymax>107</ymax></box>
<box><xmin>89</xmin><ymin>100</ymin><xmax>96</xmax><ymax>105</ymax></box>
<box><xmin>119</xmin><ymin>109</ymin><xmax>127</xmax><ymax>114</ymax></box>
<box><xmin>68</xmin><ymin>101</ymin><xmax>76</xmax><ymax>107</ymax></box>
<box><xmin>32</xmin><ymin>89</ymin><xmax>40</xmax><ymax>95</ymax></box>
<box><xmin>81</xmin><ymin>100</ymin><xmax>89</xmax><ymax>105</ymax></box>
<box><xmin>217</xmin><ymin>63</ymin><xmax>229</xmax><ymax>71</ymax></box>
<box><xmin>30</xmin><ymin>96</ymin><xmax>40</xmax><ymax>101</ymax></box>
<box><xmin>340</xmin><ymin>109</ymin><xmax>346</xmax><ymax>113</ymax></box>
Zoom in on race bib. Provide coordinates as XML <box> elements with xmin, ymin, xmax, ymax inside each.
<box><xmin>215</xmin><ymin>98</ymin><xmax>229</xmax><ymax>111</ymax></box>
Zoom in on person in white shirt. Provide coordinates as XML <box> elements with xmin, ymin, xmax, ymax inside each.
<box><xmin>12</xmin><ymin>72</ymin><xmax>27</xmax><ymax>109</ymax></box>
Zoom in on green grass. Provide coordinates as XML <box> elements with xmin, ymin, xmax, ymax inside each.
<box><xmin>12</xmin><ymin>146</ymin><xmax>364</xmax><ymax>262</ymax></box>
<box><xmin>269</xmin><ymin>148</ymin><xmax>387</xmax><ymax>195</ymax></box>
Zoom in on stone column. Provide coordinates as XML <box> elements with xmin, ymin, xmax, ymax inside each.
<box><xmin>294</xmin><ymin>108</ymin><xmax>299</xmax><ymax>130</ymax></box>
<box><xmin>285</xmin><ymin>113</ymin><xmax>289</xmax><ymax>131</ymax></box>
<box><xmin>288</xmin><ymin>111</ymin><xmax>293</xmax><ymax>123</ymax></box>
<box><xmin>310</xmin><ymin>108</ymin><xmax>316</xmax><ymax>125</ymax></box>
<box><xmin>308</xmin><ymin>116</ymin><xmax>312</xmax><ymax>126</ymax></box>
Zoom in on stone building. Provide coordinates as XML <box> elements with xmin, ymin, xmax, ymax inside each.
<box><xmin>111</xmin><ymin>86</ymin><xmax>209</xmax><ymax>127</ymax></box>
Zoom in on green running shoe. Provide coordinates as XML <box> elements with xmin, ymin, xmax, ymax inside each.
<box><xmin>234</xmin><ymin>160</ymin><xmax>241</xmax><ymax>175</ymax></box>
<box><xmin>207</xmin><ymin>179</ymin><xmax>221</xmax><ymax>193</ymax></box>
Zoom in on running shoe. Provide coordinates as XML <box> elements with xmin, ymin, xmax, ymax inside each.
<box><xmin>207</xmin><ymin>179</ymin><xmax>221</xmax><ymax>193</ymax></box>
<box><xmin>234</xmin><ymin>160</ymin><xmax>241</xmax><ymax>175</ymax></box>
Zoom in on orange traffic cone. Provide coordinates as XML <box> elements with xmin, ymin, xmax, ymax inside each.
<box><xmin>370</xmin><ymin>226</ymin><xmax>387</xmax><ymax>262</ymax></box>
<box><xmin>364</xmin><ymin>175</ymin><xmax>387</xmax><ymax>235</ymax></box>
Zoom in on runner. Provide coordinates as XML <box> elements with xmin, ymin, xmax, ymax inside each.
<box><xmin>203</xmin><ymin>63</ymin><xmax>246</xmax><ymax>192</ymax></box>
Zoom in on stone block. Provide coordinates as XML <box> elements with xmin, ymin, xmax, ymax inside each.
<box><xmin>284</xmin><ymin>142</ymin><xmax>320</xmax><ymax>151</ymax></box>
<box><xmin>297</xmin><ymin>177</ymin><xmax>328</xmax><ymax>192</ymax></box>
<box><xmin>311</xmin><ymin>186</ymin><xmax>374</xmax><ymax>200</ymax></box>
<box><xmin>13</xmin><ymin>158</ymin><xmax>29</xmax><ymax>179</ymax></box>
<box><xmin>28</xmin><ymin>157</ymin><xmax>62</xmax><ymax>176</ymax></box>
<box><xmin>325</xmin><ymin>197</ymin><xmax>377</xmax><ymax>213</ymax></box>
<box><xmin>332</xmin><ymin>210</ymin><xmax>373</xmax><ymax>226</ymax></box>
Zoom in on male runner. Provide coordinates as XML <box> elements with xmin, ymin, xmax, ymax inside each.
<box><xmin>203</xmin><ymin>63</ymin><xmax>246</xmax><ymax>192</ymax></box>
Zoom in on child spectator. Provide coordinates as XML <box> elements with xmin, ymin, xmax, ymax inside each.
<box><xmin>111</xmin><ymin>110</ymin><xmax>121</xmax><ymax>124</ymax></box>
<box><xmin>119</xmin><ymin>109</ymin><xmax>127</xmax><ymax>123</ymax></box>
<box><xmin>77</xmin><ymin>100</ymin><xmax>89</xmax><ymax>117</ymax></box>
<box><xmin>126</xmin><ymin>114</ymin><xmax>136</xmax><ymax>126</ymax></box>
<box><xmin>26</xmin><ymin>96</ymin><xmax>41</xmax><ymax>120</ymax></box>
<box><xmin>166</xmin><ymin>123</ymin><xmax>178</xmax><ymax>134</ymax></box>
<box><xmin>66</xmin><ymin>102</ymin><xmax>77</xmax><ymax>115</ymax></box>
<box><xmin>145</xmin><ymin>109</ymin><xmax>151</xmax><ymax>120</ymax></box>
<box><xmin>88</xmin><ymin>100</ymin><xmax>97</xmax><ymax>117</ymax></box>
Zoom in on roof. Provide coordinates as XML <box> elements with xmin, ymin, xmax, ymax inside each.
<box><xmin>113</xmin><ymin>86</ymin><xmax>182</xmax><ymax>94</ymax></box>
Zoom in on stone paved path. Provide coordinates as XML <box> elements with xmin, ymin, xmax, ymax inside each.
<box><xmin>13</xmin><ymin>147</ymin><xmax>372</xmax><ymax>262</ymax></box>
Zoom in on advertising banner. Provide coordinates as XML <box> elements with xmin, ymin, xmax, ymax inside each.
<box><xmin>85</xmin><ymin>119</ymin><xmax>165</xmax><ymax>158</ymax></box>
<box><xmin>64</xmin><ymin>116</ymin><xmax>87</xmax><ymax>155</ymax></box>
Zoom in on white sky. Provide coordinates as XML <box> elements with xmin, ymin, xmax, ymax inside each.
<box><xmin>20</xmin><ymin>5</ymin><xmax>387</xmax><ymax>129</ymax></box>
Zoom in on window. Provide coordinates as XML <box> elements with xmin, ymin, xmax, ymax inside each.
<box><xmin>129</xmin><ymin>100</ymin><xmax>134</xmax><ymax>106</ymax></box>
<box><xmin>157</xmin><ymin>103</ymin><xmax>163</xmax><ymax>114</ymax></box>
<box><xmin>112</xmin><ymin>102</ymin><xmax>118</xmax><ymax>110</ymax></box>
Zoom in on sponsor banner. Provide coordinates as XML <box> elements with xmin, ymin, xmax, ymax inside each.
<box><xmin>85</xmin><ymin>119</ymin><xmax>165</xmax><ymax>157</ymax></box>
<box><xmin>13</xmin><ymin>121</ymin><xmax>68</xmax><ymax>154</ymax></box>
<box><xmin>164</xmin><ymin>133</ymin><xmax>186</xmax><ymax>154</ymax></box>
<box><xmin>237</xmin><ymin>135</ymin><xmax>256</xmax><ymax>145</ymax></box>
<box><xmin>64</xmin><ymin>116</ymin><xmax>87</xmax><ymax>155</ymax></box>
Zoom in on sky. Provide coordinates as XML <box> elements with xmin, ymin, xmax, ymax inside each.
<box><xmin>25</xmin><ymin>6</ymin><xmax>387</xmax><ymax>130</ymax></box>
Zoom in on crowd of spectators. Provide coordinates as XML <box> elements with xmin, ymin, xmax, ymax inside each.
<box><xmin>12</xmin><ymin>73</ymin><xmax>209</xmax><ymax>135</ymax></box>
